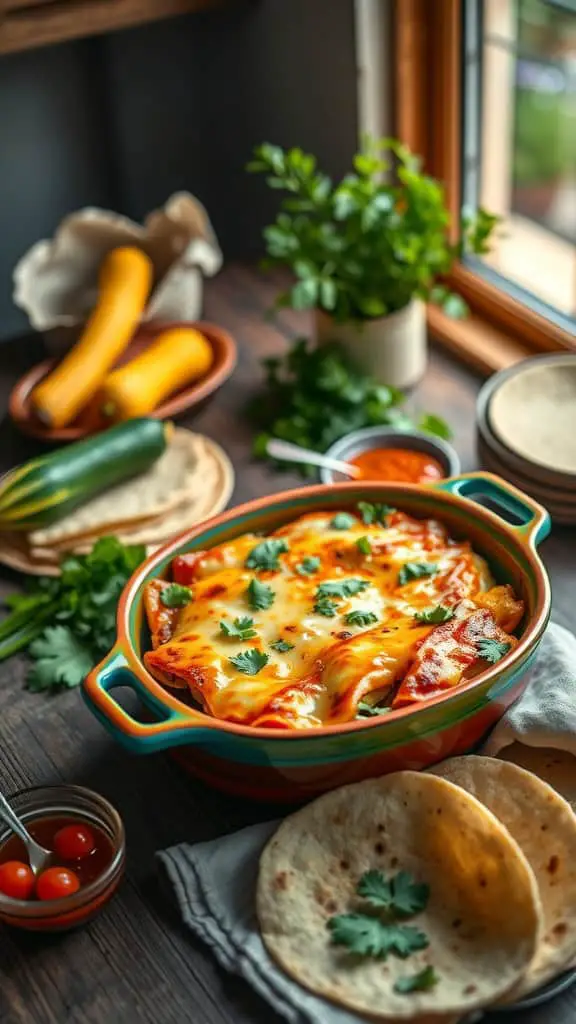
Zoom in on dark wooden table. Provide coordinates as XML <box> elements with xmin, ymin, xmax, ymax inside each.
<box><xmin>0</xmin><ymin>266</ymin><xmax>574</xmax><ymax>1024</ymax></box>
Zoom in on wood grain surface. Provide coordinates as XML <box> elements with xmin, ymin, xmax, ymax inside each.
<box><xmin>0</xmin><ymin>265</ymin><xmax>574</xmax><ymax>1024</ymax></box>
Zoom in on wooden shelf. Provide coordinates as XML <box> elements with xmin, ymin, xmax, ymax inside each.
<box><xmin>0</xmin><ymin>0</ymin><xmax>222</xmax><ymax>55</ymax></box>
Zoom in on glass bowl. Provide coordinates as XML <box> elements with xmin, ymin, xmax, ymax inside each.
<box><xmin>0</xmin><ymin>784</ymin><xmax>125</xmax><ymax>931</ymax></box>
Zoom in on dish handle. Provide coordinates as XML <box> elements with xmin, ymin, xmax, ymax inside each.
<box><xmin>83</xmin><ymin>648</ymin><xmax>213</xmax><ymax>753</ymax></box>
<box><xmin>433</xmin><ymin>471</ymin><xmax>551</xmax><ymax>548</ymax></box>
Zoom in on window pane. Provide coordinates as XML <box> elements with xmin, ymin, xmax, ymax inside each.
<box><xmin>463</xmin><ymin>0</ymin><xmax>576</xmax><ymax>327</ymax></box>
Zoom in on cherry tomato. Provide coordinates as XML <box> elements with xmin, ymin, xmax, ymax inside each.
<box><xmin>36</xmin><ymin>866</ymin><xmax>81</xmax><ymax>901</ymax></box>
<box><xmin>0</xmin><ymin>860</ymin><xmax>35</xmax><ymax>900</ymax></box>
<box><xmin>53</xmin><ymin>823</ymin><xmax>96</xmax><ymax>861</ymax></box>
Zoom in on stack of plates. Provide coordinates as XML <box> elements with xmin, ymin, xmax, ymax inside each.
<box><xmin>476</xmin><ymin>354</ymin><xmax>576</xmax><ymax>525</ymax></box>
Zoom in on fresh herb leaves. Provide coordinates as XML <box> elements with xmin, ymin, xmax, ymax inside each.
<box><xmin>229</xmin><ymin>649</ymin><xmax>269</xmax><ymax>675</ymax></box>
<box><xmin>245</xmin><ymin>539</ymin><xmax>289</xmax><ymax>572</ymax></box>
<box><xmin>331</xmin><ymin>512</ymin><xmax>356</xmax><ymax>530</ymax></box>
<box><xmin>160</xmin><ymin>583</ymin><xmax>193</xmax><ymax>608</ymax></box>
<box><xmin>314</xmin><ymin>597</ymin><xmax>338</xmax><ymax>618</ymax></box>
<box><xmin>247</xmin><ymin>578</ymin><xmax>275</xmax><ymax>611</ymax></box>
<box><xmin>477</xmin><ymin>637</ymin><xmax>511</xmax><ymax>664</ymax></box>
<box><xmin>358</xmin><ymin>870</ymin><xmax>429</xmax><ymax>917</ymax></box>
<box><xmin>219</xmin><ymin>617</ymin><xmax>257</xmax><ymax>641</ymax></box>
<box><xmin>327</xmin><ymin>869</ymin><xmax>430</xmax><ymax>961</ymax></box>
<box><xmin>394</xmin><ymin>966</ymin><xmax>439</xmax><ymax>994</ymax></box>
<box><xmin>397</xmin><ymin>562</ymin><xmax>438</xmax><ymax>587</ymax></box>
<box><xmin>345</xmin><ymin>610</ymin><xmax>378</xmax><ymax>628</ymax></box>
<box><xmin>317</xmin><ymin>579</ymin><xmax>369</xmax><ymax>599</ymax></box>
<box><xmin>414</xmin><ymin>605</ymin><xmax>455</xmax><ymax>625</ymax></box>
<box><xmin>295</xmin><ymin>556</ymin><xmax>320</xmax><ymax>576</ymax></box>
<box><xmin>356</xmin><ymin>700</ymin><xmax>391</xmax><ymax>718</ymax></box>
<box><xmin>358</xmin><ymin>502</ymin><xmax>394</xmax><ymax>526</ymax></box>
<box><xmin>0</xmin><ymin>537</ymin><xmax>147</xmax><ymax>693</ymax></box>
<box><xmin>356</xmin><ymin>536</ymin><xmax>372</xmax><ymax>555</ymax></box>
<box><xmin>270</xmin><ymin>639</ymin><xmax>295</xmax><ymax>652</ymax></box>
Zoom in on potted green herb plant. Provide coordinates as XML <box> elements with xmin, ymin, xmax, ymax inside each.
<box><xmin>248</xmin><ymin>137</ymin><xmax>499</xmax><ymax>388</ymax></box>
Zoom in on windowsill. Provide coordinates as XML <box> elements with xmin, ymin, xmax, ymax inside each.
<box><xmin>427</xmin><ymin>305</ymin><xmax>536</xmax><ymax>375</ymax></box>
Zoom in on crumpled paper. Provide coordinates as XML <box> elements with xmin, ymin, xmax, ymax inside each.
<box><xmin>13</xmin><ymin>192</ymin><xmax>222</xmax><ymax>350</ymax></box>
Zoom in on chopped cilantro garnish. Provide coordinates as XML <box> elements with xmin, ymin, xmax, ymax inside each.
<box><xmin>245</xmin><ymin>538</ymin><xmax>289</xmax><ymax>572</ymax></box>
<box><xmin>414</xmin><ymin>605</ymin><xmax>454</xmax><ymax>625</ymax></box>
<box><xmin>270</xmin><ymin>639</ymin><xmax>295</xmax><ymax>652</ymax></box>
<box><xmin>331</xmin><ymin>512</ymin><xmax>356</xmax><ymax>530</ymax></box>
<box><xmin>356</xmin><ymin>536</ymin><xmax>372</xmax><ymax>555</ymax></box>
<box><xmin>219</xmin><ymin>617</ymin><xmax>257</xmax><ymax>640</ymax></box>
<box><xmin>314</xmin><ymin>597</ymin><xmax>338</xmax><ymax>617</ymax></box>
<box><xmin>345</xmin><ymin>610</ymin><xmax>378</xmax><ymax>627</ymax></box>
<box><xmin>356</xmin><ymin>700</ymin><xmax>392</xmax><ymax>718</ymax></box>
<box><xmin>394</xmin><ymin>966</ymin><xmax>439</xmax><ymax>994</ymax></box>
<box><xmin>160</xmin><ymin>583</ymin><xmax>193</xmax><ymax>608</ymax></box>
<box><xmin>296</xmin><ymin>556</ymin><xmax>320</xmax><ymax>576</ymax></box>
<box><xmin>317</xmin><ymin>578</ymin><xmax>369</xmax><ymax>599</ymax></box>
<box><xmin>229</xmin><ymin>649</ymin><xmax>269</xmax><ymax>675</ymax></box>
<box><xmin>477</xmin><ymin>637</ymin><xmax>511</xmax><ymax>664</ymax></box>
<box><xmin>358</xmin><ymin>870</ymin><xmax>430</xmax><ymax>916</ymax></box>
<box><xmin>357</xmin><ymin>501</ymin><xmax>395</xmax><ymax>526</ymax></box>
<box><xmin>246</xmin><ymin>578</ymin><xmax>275</xmax><ymax>610</ymax></box>
<box><xmin>397</xmin><ymin>562</ymin><xmax>438</xmax><ymax>586</ymax></box>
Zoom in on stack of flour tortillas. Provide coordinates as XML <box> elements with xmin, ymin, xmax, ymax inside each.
<box><xmin>256</xmin><ymin>757</ymin><xmax>576</xmax><ymax>1022</ymax></box>
<box><xmin>0</xmin><ymin>428</ymin><xmax>233</xmax><ymax>575</ymax></box>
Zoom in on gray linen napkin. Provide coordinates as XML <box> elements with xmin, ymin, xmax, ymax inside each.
<box><xmin>158</xmin><ymin>623</ymin><xmax>576</xmax><ymax>1024</ymax></box>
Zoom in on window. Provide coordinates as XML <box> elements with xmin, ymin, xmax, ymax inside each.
<box><xmin>394</xmin><ymin>0</ymin><xmax>575</xmax><ymax>372</ymax></box>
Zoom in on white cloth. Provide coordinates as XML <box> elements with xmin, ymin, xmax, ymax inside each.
<box><xmin>158</xmin><ymin>622</ymin><xmax>576</xmax><ymax>1024</ymax></box>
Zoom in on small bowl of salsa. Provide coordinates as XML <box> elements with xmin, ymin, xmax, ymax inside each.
<box><xmin>0</xmin><ymin>784</ymin><xmax>125</xmax><ymax>931</ymax></box>
<box><xmin>320</xmin><ymin>426</ymin><xmax>460</xmax><ymax>485</ymax></box>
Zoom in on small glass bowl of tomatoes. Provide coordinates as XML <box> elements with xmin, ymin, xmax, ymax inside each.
<box><xmin>0</xmin><ymin>784</ymin><xmax>125</xmax><ymax>931</ymax></box>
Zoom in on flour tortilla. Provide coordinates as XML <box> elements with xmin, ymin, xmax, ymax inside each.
<box><xmin>257</xmin><ymin>771</ymin><xmax>541</xmax><ymax>1020</ymax></box>
<box><xmin>430</xmin><ymin>755</ymin><xmax>576</xmax><ymax>1000</ymax></box>
<box><xmin>498</xmin><ymin>744</ymin><xmax>576</xmax><ymax>813</ymax></box>
<box><xmin>29</xmin><ymin>428</ymin><xmax>204</xmax><ymax>547</ymax></box>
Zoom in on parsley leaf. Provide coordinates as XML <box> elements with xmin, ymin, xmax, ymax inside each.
<box><xmin>247</xmin><ymin>578</ymin><xmax>275</xmax><ymax>610</ymax></box>
<box><xmin>477</xmin><ymin>637</ymin><xmax>511</xmax><ymax>664</ymax></box>
<box><xmin>270</xmin><ymin>639</ymin><xmax>295</xmax><ymax>652</ymax></box>
<box><xmin>414</xmin><ymin>605</ymin><xmax>454</xmax><ymax>625</ymax></box>
<box><xmin>296</xmin><ymin>556</ymin><xmax>321</xmax><ymax>576</ymax></box>
<box><xmin>245</xmin><ymin>539</ymin><xmax>289</xmax><ymax>572</ymax></box>
<box><xmin>160</xmin><ymin>583</ymin><xmax>193</xmax><ymax>608</ymax></box>
<box><xmin>219</xmin><ymin>617</ymin><xmax>257</xmax><ymax>640</ymax></box>
<box><xmin>229</xmin><ymin>649</ymin><xmax>269</xmax><ymax>674</ymax></box>
<box><xmin>314</xmin><ymin>597</ymin><xmax>338</xmax><ymax>617</ymax></box>
<box><xmin>394</xmin><ymin>966</ymin><xmax>439</xmax><ymax>994</ymax></box>
<box><xmin>357</xmin><ymin>870</ymin><xmax>429</xmax><ymax>916</ymax></box>
<box><xmin>27</xmin><ymin>627</ymin><xmax>95</xmax><ymax>691</ymax></box>
<box><xmin>328</xmin><ymin>915</ymin><xmax>429</xmax><ymax>959</ymax></box>
<box><xmin>357</xmin><ymin>501</ymin><xmax>394</xmax><ymax>526</ymax></box>
<box><xmin>356</xmin><ymin>700</ymin><xmax>391</xmax><ymax>717</ymax></box>
<box><xmin>397</xmin><ymin>562</ymin><xmax>438</xmax><ymax>587</ymax></box>
<box><xmin>331</xmin><ymin>512</ymin><xmax>356</xmax><ymax>530</ymax></box>
<box><xmin>356</xmin><ymin>536</ymin><xmax>372</xmax><ymax>555</ymax></box>
<box><xmin>345</xmin><ymin>610</ymin><xmax>378</xmax><ymax>627</ymax></box>
<box><xmin>317</xmin><ymin>578</ymin><xmax>369</xmax><ymax>599</ymax></box>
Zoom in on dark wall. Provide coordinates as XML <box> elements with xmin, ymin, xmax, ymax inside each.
<box><xmin>0</xmin><ymin>0</ymin><xmax>358</xmax><ymax>341</ymax></box>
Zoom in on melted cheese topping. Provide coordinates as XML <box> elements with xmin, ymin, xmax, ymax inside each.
<box><xmin>144</xmin><ymin>509</ymin><xmax>523</xmax><ymax>729</ymax></box>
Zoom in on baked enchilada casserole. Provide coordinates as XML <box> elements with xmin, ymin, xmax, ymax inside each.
<box><xmin>143</xmin><ymin>502</ymin><xmax>524</xmax><ymax>729</ymax></box>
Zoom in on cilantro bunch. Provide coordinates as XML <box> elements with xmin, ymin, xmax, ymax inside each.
<box><xmin>0</xmin><ymin>537</ymin><xmax>146</xmax><ymax>692</ymax></box>
<box><xmin>248</xmin><ymin>339</ymin><xmax>451</xmax><ymax>476</ymax></box>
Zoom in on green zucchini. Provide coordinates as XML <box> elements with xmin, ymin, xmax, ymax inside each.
<box><xmin>0</xmin><ymin>418</ymin><xmax>171</xmax><ymax>531</ymax></box>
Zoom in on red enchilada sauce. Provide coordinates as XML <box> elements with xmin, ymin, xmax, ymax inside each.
<box><xmin>351</xmin><ymin>447</ymin><xmax>444</xmax><ymax>484</ymax></box>
<box><xmin>0</xmin><ymin>816</ymin><xmax>113</xmax><ymax>901</ymax></box>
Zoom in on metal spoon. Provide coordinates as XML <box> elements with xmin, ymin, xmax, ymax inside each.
<box><xmin>266</xmin><ymin>439</ymin><xmax>361</xmax><ymax>478</ymax></box>
<box><xmin>0</xmin><ymin>789</ymin><xmax>51</xmax><ymax>876</ymax></box>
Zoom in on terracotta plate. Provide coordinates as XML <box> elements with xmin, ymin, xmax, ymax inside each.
<box><xmin>9</xmin><ymin>320</ymin><xmax>237</xmax><ymax>442</ymax></box>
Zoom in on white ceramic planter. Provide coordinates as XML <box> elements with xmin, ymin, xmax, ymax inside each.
<box><xmin>315</xmin><ymin>298</ymin><xmax>427</xmax><ymax>389</ymax></box>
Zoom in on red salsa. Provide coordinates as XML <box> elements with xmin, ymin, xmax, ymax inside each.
<box><xmin>351</xmin><ymin>447</ymin><xmax>445</xmax><ymax>484</ymax></box>
<box><xmin>0</xmin><ymin>815</ymin><xmax>114</xmax><ymax>902</ymax></box>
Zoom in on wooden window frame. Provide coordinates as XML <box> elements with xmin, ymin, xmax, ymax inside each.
<box><xmin>392</xmin><ymin>0</ymin><xmax>575</xmax><ymax>375</ymax></box>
